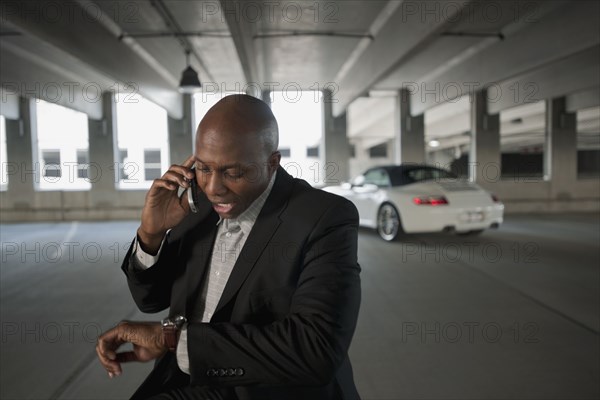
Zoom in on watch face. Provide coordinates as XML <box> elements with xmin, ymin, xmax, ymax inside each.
<box><xmin>174</xmin><ymin>315</ymin><xmax>187</xmax><ymax>328</ymax></box>
<box><xmin>162</xmin><ymin>316</ymin><xmax>187</xmax><ymax>328</ymax></box>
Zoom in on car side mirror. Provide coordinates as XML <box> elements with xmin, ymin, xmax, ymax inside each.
<box><xmin>351</xmin><ymin>175</ymin><xmax>365</xmax><ymax>187</ymax></box>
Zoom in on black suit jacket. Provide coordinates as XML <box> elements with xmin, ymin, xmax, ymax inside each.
<box><xmin>122</xmin><ymin>167</ymin><xmax>362</xmax><ymax>400</ymax></box>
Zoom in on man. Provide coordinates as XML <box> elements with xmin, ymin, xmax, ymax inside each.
<box><xmin>96</xmin><ymin>94</ymin><xmax>361</xmax><ymax>400</ymax></box>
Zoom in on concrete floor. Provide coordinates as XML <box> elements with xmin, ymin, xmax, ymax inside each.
<box><xmin>1</xmin><ymin>213</ymin><xmax>598</xmax><ymax>400</ymax></box>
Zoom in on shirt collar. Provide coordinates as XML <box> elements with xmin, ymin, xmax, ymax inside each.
<box><xmin>217</xmin><ymin>170</ymin><xmax>277</xmax><ymax>236</ymax></box>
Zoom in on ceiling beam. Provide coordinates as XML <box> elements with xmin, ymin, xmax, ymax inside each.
<box><xmin>2</xmin><ymin>0</ymin><xmax>184</xmax><ymax>118</ymax></box>
<box><xmin>567</xmin><ymin>87</ymin><xmax>600</xmax><ymax>113</ymax></box>
<box><xmin>333</xmin><ymin>0</ymin><xmax>472</xmax><ymax>116</ymax></box>
<box><xmin>425</xmin><ymin>112</ymin><xmax>470</xmax><ymax>139</ymax></box>
<box><xmin>410</xmin><ymin>1</ymin><xmax>600</xmax><ymax>115</ymax></box>
<box><xmin>488</xmin><ymin>46</ymin><xmax>600</xmax><ymax>114</ymax></box>
<box><xmin>1</xmin><ymin>38</ymin><xmax>107</xmax><ymax>119</ymax></box>
<box><xmin>219</xmin><ymin>0</ymin><xmax>259</xmax><ymax>89</ymax></box>
<box><xmin>347</xmin><ymin>97</ymin><xmax>395</xmax><ymax>138</ymax></box>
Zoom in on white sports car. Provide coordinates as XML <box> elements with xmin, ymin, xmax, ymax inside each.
<box><xmin>323</xmin><ymin>165</ymin><xmax>504</xmax><ymax>241</ymax></box>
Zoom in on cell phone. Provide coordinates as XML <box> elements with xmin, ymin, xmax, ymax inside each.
<box><xmin>186</xmin><ymin>166</ymin><xmax>201</xmax><ymax>213</ymax></box>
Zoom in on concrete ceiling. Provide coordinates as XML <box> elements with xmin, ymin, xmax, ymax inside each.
<box><xmin>1</xmin><ymin>0</ymin><xmax>599</xmax><ymax>149</ymax></box>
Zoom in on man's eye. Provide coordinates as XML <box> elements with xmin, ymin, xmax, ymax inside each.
<box><xmin>200</xmin><ymin>167</ymin><xmax>212</xmax><ymax>174</ymax></box>
<box><xmin>225</xmin><ymin>171</ymin><xmax>243</xmax><ymax>179</ymax></box>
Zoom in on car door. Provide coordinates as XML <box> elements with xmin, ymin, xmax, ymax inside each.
<box><xmin>352</xmin><ymin>168</ymin><xmax>391</xmax><ymax>224</ymax></box>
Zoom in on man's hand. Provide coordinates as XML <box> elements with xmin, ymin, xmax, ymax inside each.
<box><xmin>96</xmin><ymin>321</ymin><xmax>166</xmax><ymax>378</ymax></box>
<box><xmin>137</xmin><ymin>155</ymin><xmax>196</xmax><ymax>254</ymax></box>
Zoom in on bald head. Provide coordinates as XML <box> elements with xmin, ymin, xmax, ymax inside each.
<box><xmin>193</xmin><ymin>94</ymin><xmax>281</xmax><ymax>219</ymax></box>
<box><xmin>198</xmin><ymin>94</ymin><xmax>279</xmax><ymax>156</ymax></box>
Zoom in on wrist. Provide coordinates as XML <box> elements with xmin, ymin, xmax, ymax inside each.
<box><xmin>137</xmin><ymin>228</ymin><xmax>166</xmax><ymax>255</ymax></box>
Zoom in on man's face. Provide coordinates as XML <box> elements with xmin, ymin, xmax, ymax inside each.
<box><xmin>194</xmin><ymin>129</ymin><xmax>278</xmax><ymax>219</ymax></box>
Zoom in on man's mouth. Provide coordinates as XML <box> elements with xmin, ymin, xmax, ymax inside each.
<box><xmin>212</xmin><ymin>202</ymin><xmax>235</xmax><ymax>214</ymax></box>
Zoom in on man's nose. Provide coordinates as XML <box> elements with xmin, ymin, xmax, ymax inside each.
<box><xmin>203</xmin><ymin>173</ymin><xmax>228</xmax><ymax>197</ymax></box>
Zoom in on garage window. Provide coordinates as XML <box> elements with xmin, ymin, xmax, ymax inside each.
<box><xmin>369</xmin><ymin>143</ymin><xmax>388</xmax><ymax>158</ymax></box>
<box><xmin>576</xmin><ymin>106</ymin><xmax>600</xmax><ymax>179</ymax></box>
<box><xmin>42</xmin><ymin>150</ymin><xmax>61</xmax><ymax>178</ymax></box>
<box><xmin>271</xmin><ymin>90</ymin><xmax>323</xmax><ymax>185</ymax></box>
<box><xmin>499</xmin><ymin>102</ymin><xmax>545</xmax><ymax>180</ymax></box>
<box><xmin>115</xmin><ymin>94</ymin><xmax>169</xmax><ymax>189</ymax></box>
<box><xmin>76</xmin><ymin>150</ymin><xmax>89</xmax><ymax>179</ymax></box>
<box><xmin>144</xmin><ymin>149</ymin><xmax>162</xmax><ymax>180</ymax></box>
<box><xmin>36</xmin><ymin>100</ymin><xmax>91</xmax><ymax>191</ymax></box>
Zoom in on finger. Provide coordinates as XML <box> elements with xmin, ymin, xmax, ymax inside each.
<box><xmin>150</xmin><ymin>179</ymin><xmax>180</xmax><ymax>192</ymax></box>
<box><xmin>182</xmin><ymin>154</ymin><xmax>196</xmax><ymax>168</ymax></box>
<box><xmin>167</xmin><ymin>164</ymin><xmax>195</xmax><ymax>180</ymax></box>
<box><xmin>105</xmin><ymin>359</ymin><xmax>122</xmax><ymax>376</ymax></box>
<box><xmin>96</xmin><ymin>345</ymin><xmax>119</xmax><ymax>366</ymax></box>
<box><xmin>111</xmin><ymin>361</ymin><xmax>123</xmax><ymax>376</ymax></box>
<box><xmin>162</xmin><ymin>171</ymin><xmax>191</xmax><ymax>188</ymax></box>
<box><xmin>96</xmin><ymin>326</ymin><xmax>129</xmax><ymax>372</ymax></box>
<box><xmin>97</xmin><ymin>328</ymin><xmax>120</xmax><ymax>355</ymax></box>
<box><xmin>116</xmin><ymin>351</ymin><xmax>139</xmax><ymax>364</ymax></box>
<box><xmin>168</xmin><ymin>162</ymin><xmax>195</xmax><ymax>181</ymax></box>
<box><xmin>96</xmin><ymin>341</ymin><xmax>122</xmax><ymax>375</ymax></box>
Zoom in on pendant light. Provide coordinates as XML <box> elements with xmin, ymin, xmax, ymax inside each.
<box><xmin>178</xmin><ymin>50</ymin><xmax>201</xmax><ymax>93</ymax></box>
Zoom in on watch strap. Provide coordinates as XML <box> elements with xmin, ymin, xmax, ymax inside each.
<box><xmin>163</xmin><ymin>324</ymin><xmax>178</xmax><ymax>352</ymax></box>
<box><xmin>161</xmin><ymin>315</ymin><xmax>186</xmax><ymax>352</ymax></box>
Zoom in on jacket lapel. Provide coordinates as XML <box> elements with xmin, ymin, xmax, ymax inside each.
<box><xmin>214</xmin><ymin>167</ymin><xmax>295</xmax><ymax>314</ymax></box>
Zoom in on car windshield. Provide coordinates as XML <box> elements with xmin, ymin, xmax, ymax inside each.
<box><xmin>388</xmin><ymin>167</ymin><xmax>458</xmax><ymax>186</ymax></box>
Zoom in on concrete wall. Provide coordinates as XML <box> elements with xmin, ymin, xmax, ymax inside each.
<box><xmin>477</xmin><ymin>176</ymin><xmax>600</xmax><ymax>214</ymax></box>
<box><xmin>0</xmin><ymin>190</ymin><xmax>146</xmax><ymax>222</ymax></box>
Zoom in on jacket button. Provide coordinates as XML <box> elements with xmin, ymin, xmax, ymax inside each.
<box><xmin>235</xmin><ymin>367</ymin><xmax>245</xmax><ymax>376</ymax></box>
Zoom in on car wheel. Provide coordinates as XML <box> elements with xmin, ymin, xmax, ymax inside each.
<box><xmin>457</xmin><ymin>229</ymin><xmax>484</xmax><ymax>236</ymax></box>
<box><xmin>377</xmin><ymin>203</ymin><xmax>401</xmax><ymax>241</ymax></box>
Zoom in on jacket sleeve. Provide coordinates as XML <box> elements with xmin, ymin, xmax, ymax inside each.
<box><xmin>186</xmin><ymin>198</ymin><xmax>361</xmax><ymax>387</ymax></box>
<box><xmin>121</xmin><ymin>233</ymin><xmax>181</xmax><ymax>313</ymax></box>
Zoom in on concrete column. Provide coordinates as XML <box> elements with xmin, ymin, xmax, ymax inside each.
<box><xmin>4</xmin><ymin>96</ymin><xmax>36</xmax><ymax>208</ymax></box>
<box><xmin>469</xmin><ymin>89</ymin><xmax>500</xmax><ymax>186</ymax></box>
<box><xmin>245</xmin><ymin>84</ymin><xmax>262</xmax><ymax>99</ymax></box>
<box><xmin>261</xmin><ymin>90</ymin><xmax>272</xmax><ymax>106</ymax></box>
<box><xmin>349</xmin><ymin>140</ymin><xmax>370</xmax><ymax>180</ymax></box>
<box><xmin>0</xmin><ymin>87</ymin><xmax>20</xmax><ymax>119</ymax></box>
<box><xmin>322</xmin><ymin>89</ymin><xmax>350</xmax><ymax>184</ymax></box>
<box><xmin>168</xmin><ymin>93</ymin><xmax>194</xmax><ymax>163</ymax></box>
<box><xmin>394</xmin><ymin>88</ymin><xmax>425</xmax><ymax>164</ymax></box>
<box><xmin>88</xmin><ymin>92</ymin><xmax>118</xmax><ymax>207</ymax></box>
<box><xmin>545</xmin><ymin>96</ymin><xmax>577</xmax><ymax>194</ymax></box>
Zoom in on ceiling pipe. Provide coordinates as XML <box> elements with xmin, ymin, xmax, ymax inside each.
<box><xmin>119</xmin><ymin>31</ymin><xmax>231</xmax><ymax>39</ymax></box>
<box><xmin>253</xmin><ymin>31</ymin><xmax>374</xmax><ymax>40</ymax></box>
<box><xmin>441</xmin><ymin>31</ymin><xmax>505</xmax><ymax>40</ymax></box>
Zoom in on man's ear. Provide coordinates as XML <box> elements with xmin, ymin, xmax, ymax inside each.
<box><xmin>269</xmin><ymin>151</ymin><xmax>281</xmax><ymax>172</ymax></box>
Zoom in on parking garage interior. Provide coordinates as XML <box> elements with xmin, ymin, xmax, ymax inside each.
<box><xmin>1</xmin><ymin>1</ymin><xmax>599</xmax><ymax>399</ymax></box>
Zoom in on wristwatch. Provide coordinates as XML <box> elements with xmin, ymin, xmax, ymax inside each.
<box><xmin>161</xmin><ymin>315</ymin><xmax>187</xmax><ymax>352</ymax></box>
